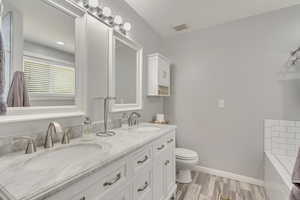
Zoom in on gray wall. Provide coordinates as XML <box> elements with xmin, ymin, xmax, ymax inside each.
<box><xmin>102</xmin><ymin>0</ymin><xmax>164</xmax><ymax>121</ymax></box>
<box><xmin>163</xmin><ymin>5</ymin><xmax>300</xmax><ymax>179</ymax></box>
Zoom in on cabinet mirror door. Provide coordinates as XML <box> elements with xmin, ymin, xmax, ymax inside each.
<box><xmin>2</xmin><ymin>0</ymin><xmax>77</xmax><ymax>108</ymax></box>
<box><xmin>110</xmin><ymin>31</ymin><xmax>143</xmax><ymax>112</ymax></box>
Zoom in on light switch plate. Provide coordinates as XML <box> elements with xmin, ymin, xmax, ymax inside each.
<box><xmin>218</xmin><ymin>99</ymin><xmax>225</xmax><ymax>108</ymax></box>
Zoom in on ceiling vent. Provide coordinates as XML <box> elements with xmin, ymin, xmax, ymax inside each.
<box><xmin>173</xmin><ymin>24</ymin><xmax>188</xmax><ymax>32</ymax></box>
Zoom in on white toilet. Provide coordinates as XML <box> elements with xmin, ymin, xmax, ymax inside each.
<box><xmin>175</xmin><ymin>148</ymin><xmax>199</xmax><ymax>183</ymax></box>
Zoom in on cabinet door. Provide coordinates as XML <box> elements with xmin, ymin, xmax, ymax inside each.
<box><xmin>153</xmin><ymin>138</ymin><xmax>168</xmax><ymax>200</ymax></box>
<box><xmin>101</xmin><ymin>186</ymin><xmax>131</xmax><ymax>200</ymax></box>
<box><xmin>158</xmin><ymin>58</ymin><xmax>170</xmax><ymax>87</ymax></box>
<box><xmin>134</xmin><ymin>170</ymin><xmax>152</xmax><ymax>200</ymax></box>
<box><xmin>86</xmin><ymin>14</ymin><xmax>112</xmax><ymax>121</ymax></box>
<box><xmin>164</xmin><ymin>134</ymin><xmax>176</xmax><ymax>196</ymax></box>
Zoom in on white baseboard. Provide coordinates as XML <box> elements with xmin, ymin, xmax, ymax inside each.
<box><xmin>193</xmin><ymin>165</ymin><xmax>265</xmax><ymax>186</ymax></box>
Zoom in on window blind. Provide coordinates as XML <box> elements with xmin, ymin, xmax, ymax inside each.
<box><xmin>23</xmin><ymin>57</ymin><xmax>75</xmax><ymax>98</ymax></box>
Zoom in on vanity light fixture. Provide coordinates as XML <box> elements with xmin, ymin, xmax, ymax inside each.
<box><xmin>75</xmin><ymin>0</ymin><xmax>86</xmax><ymax>7</ymax></box>
<box><xmin>123</xmin><ymin>22</ymin><xmax>132</xmax><ymax>32</ymax></box>
<box><xmin>88</xmin><ymin>0</ymin><xmax>98</xmax><ymax>8</ymax></box>
<box><xmin>88</xmin><ymin>0</ymin><xmax>99</xmax><ymax>13</ymax></box>
<box><xmin>102</xmin><ymin>7</ymin><xmax>112</xmax><ymax>17</ymax></box>
<box><xmin>114</xmin><ymin>15</ymin><xmax>123</xmax><ymax>25</ymax></box>
<box><xmin>113</xmin><ymin>15</ymin><xmax>123</xmax><ymax>30</ymax></box>
<box><xmin>74</xmin><ymin>1</ymin><xmax>132</xmax><ymax>35</ymax></box>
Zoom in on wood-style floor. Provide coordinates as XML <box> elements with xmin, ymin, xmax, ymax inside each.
<box><xmin>176</xmin><ymin>171</ymin><xmax>267</xmax><ymax>200</ymax></box>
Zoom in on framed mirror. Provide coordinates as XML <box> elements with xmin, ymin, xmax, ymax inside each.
<box><xmin>2</xmin><ymin>0</ymin><xmax>82</xmax><ymax>108</ymax></box>
<box><xmin>0</xmin><ymin>0</ymin><xmax>85</xmax><ymax>118</ymax></box>
<box><xmin>110</xmin><ymin>31</ymin><xmax>143</xmax><ymax>112</ymax></box>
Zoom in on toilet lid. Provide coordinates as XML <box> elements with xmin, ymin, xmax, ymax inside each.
<box><xmin>176</xmin><ymin>148</ymin><xmax>198</xmax><ymax>160</ymax></box>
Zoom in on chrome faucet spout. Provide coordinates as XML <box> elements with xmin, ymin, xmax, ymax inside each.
<box><xmin>128</xmin><ymin>112</ymin><xmax>141</xmax><ymax>127</ymax></box>
<box><xmin>44</xmin><ymin>121</ymin><xmax>63</xmax><ymax>148</ymax></box>
<box><xmin>96</xmin><ymin>97</ymin><xmax>117</xmax><ymax>137</ymax></box>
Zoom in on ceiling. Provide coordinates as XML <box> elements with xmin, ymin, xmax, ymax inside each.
<box><xmin>4</xmin><ymin>0</ymin><xmax>75</xmax><ymax>53</ymax></box>
<box><xmin>124</xmin><ymin>0</ymin><xmax>300</xmax><ymax>37</ymax></box>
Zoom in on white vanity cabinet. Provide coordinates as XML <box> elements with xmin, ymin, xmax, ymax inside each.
<box><xmin>148</xmin><ymin>53</ymin><xmax>171</xmax><ymax>96</ymax></box>
<box><xmin>43</xmin><ymin>130</ymin><xmax>176</xmax><ymax>200</ymax></box>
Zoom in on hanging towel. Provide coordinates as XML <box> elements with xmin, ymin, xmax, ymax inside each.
<box><xmin>0</xmin><ymin>31</ymin><xmax>6</xmax><ymax>114</ymax></box>
<box><xmin>290</xmin><ymin>148</ymin><xmax>300</xmax><ymax>200</ymax></box>
<box><xmin>7</xmin><ymin>71</ymin><xmax>30</xmax><ymax>107</ymax></box>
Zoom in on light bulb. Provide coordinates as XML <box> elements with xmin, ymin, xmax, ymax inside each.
<box><xmin>88</xmin><ymin>0</ymin><xmax>98</xmax><ymax>8</ymax></box>
<box><xmin>102</xmin><ymin>7</ymin><xmax>111</xmax><ymax>17</ymax></box>
<box><xmin>114</xmin><ymin>15</ymin><xmax>123</xmax><ymax>25</ymax></box>
<box><xmin>123</xmin><ymin>22</ymin><xmax>131</xmax><ymax>31</ymax></box>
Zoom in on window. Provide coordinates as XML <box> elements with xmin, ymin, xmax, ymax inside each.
<box><xmin>23</xmin><ymin>57</ymin><xmax>75</xmax><ymax>99</ymax></box>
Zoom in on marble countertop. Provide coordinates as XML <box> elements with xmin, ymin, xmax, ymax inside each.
<box><xmin>0</xmin><ymin>123</ymin><xmax>176</xmax><ymax>200</ymax></box>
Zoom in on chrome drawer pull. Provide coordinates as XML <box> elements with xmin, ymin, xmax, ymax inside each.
<box><xmin>165</xmin><ymin>160</ymin><xmax>170</xmax><ymax>166</ymax></box>
<box><xmin>137</xmin><ymin>181</ymin><xmax>149</xmax><ymax>192</ymax></box>
<box><xmin>157</xmin><ymin>144</ymin><xmax>165</xmax><ymax>150</ymax></box>
<box><xmin>137</xmin><ymin>155</ymin><xmax>149</xmax><ymax>165</ymax></box>
<box><xmin>103</xmin><ymin>173</ymin><xmax>121</xmax><ymax>187</ymax></box>
<box><xmin>167</xmin><ymin>139</ymin><xmax>174</xmax><ymax>144</ymax></box>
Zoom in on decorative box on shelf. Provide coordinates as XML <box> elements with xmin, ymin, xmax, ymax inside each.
<box><xmin>147</xmin><ymin>53</ymin><xmax>171</xmax><ymax>96</ymax></box>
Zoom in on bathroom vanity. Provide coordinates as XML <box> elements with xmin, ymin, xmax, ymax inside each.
<box><xmin>0</xmin><ymin>124</ymin><xmax>176</xmax><ymax>200</ymax></box>
<box><xmin>0</xmin><ymin>0</ymin><xmax>176</xmax><ymax>199</ymax></box>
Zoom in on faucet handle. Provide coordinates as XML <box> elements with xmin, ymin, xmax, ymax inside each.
<box><xmin>14</xmin><ymin>136</ymin><xmax>37</xmax><ymax>154</ymax></box>
<box><xmin>62</xmin><ymin>128</ymin><xmax>71</xmax><ymax>144</ymax></box>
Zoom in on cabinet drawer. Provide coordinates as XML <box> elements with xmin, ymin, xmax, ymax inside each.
<box><xmin>131</xmin><ymin>146</ymin><xmax>152</xmax><ymax>173</ymax></box>
<box><xmin>134</xmin><ymin>170</ymin><xmax>152</xmax><ymax>200</ymax></box>
<box><xmin>45</xmin><ymin>159</ymin><xmax>127</xmax><ymax>200</ymax></box>
<box><xmin>153</xmin><ymin>136</ymin><xmax>167</xmax><ymax>155</ymax></box>
<box><xmin>83</xmin><ymin>163</ymin><xmax>127</xmax><ymax>199</ymax></box>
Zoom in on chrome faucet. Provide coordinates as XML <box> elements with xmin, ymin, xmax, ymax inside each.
<box><xmin>128</xmin><ymin>112</ymin><xmax>141</xmax><ymax>127</ymax></box>
<box><xmin>62</xmin><ymin>128</ymin><xmax>71</xmax><ymax>144</ymax></box>
<box><xmin>44</xmin><ymin>121</ymin><xmax>63</xmax><ymax>148</ymax></box>
<box><xmin>96</xmin><ymin>97</ymin><xmax>116</xmax><ymax>137</ymax></box>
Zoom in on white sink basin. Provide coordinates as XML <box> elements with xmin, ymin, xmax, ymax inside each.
<box><xmin>134</xmin><ymin>127</ymin><xmax>161</xmax><ymax>132</ymax></box>
<box><xmin>1</xmin><ymin>142</ymin><xmax>110</xmax><ymax>189</ymax></box>
<box><xmin>24</xmin><ymin>143</ymin><xmax>105</xmax><ymax>172</ymax></box>
<box><xmin>119</xmin><ymin>126</ymin><xmax>161</xmax><ymax>132</ymax></box>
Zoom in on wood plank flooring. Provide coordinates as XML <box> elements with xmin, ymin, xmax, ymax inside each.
<box><xmin>176</xmin><ymin>171</ymin><xmax>267</xmax><ymax>200</ymax></box>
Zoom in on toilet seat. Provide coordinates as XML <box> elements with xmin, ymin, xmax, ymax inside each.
<box><xmin>176</xmin><ymin>148</ymin><xmax>198</xmax><ymax>160</ymax></box>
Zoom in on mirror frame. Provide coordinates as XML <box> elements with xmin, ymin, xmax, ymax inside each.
<box><xmin>0</xmin><ymin>0</ymin><xmax>86</xmax><ymax>123</ymax></box>
<box><xmin>109</xmin><ymin>31</ymin><xmax>143</xmax><ymax>112</ymax></box>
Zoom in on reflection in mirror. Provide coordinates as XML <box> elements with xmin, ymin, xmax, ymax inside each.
<box><xmin>2</xmin><ymin>0</ymin><xmax>76</xmax><ymax>107</ymax></box>
<box><xmin>115</xmin><ymin>39</ymin><xmax>137</xmax><ymax>104</ymax></box>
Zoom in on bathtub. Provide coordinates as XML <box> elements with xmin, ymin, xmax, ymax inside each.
<box><xmin>264</xmin><ymin>151</ymin><xmax>293</xmax><ymax>200</ymax></box>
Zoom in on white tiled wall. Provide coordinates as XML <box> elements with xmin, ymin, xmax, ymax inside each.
<box><xmin>264</xmin><ymin>120</ymin><xmax>300</xmax><ymax>157</ymax></box>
